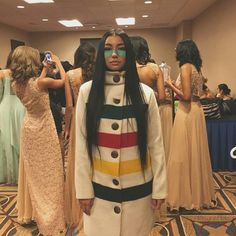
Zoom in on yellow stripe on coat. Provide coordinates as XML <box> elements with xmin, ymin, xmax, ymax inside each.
<box><xmin>93</xmin><ymin>157</ymin><xmax>151</xmax><ymax>176</ymax></box>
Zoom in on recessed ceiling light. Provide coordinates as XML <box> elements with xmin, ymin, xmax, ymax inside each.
<box><xmin>17</xmin><ymin>5</ymin><xmax>25</xmax><ymax>8</ymax></box>
<box><xmin>144</xmin><ymin>0</ymin><xmax>152</xmax><ymax>4</ymax></box>
<box><xmin>116</xmin><ymin>17</ymin><xmax>135</xmax><ymax>25</ymax></box>
<box><xmin>42</xmin><ymin>18</ymin><xmax>48</xmax><ymax>21</ymax></box>
<box><xmin>92</xmin><ymin>26</ymin><xmax>96</xmax><ymax>29</ymax></box>
<box><xmin>142</xmin><ymin>15</ymin><xmax>149</xmax><ymax>18</ymax></box>
<box><xmin>58</xmin><ymin>19</ymin><xmax>83</xmax><ymax>27</ymax></box>
<box><xmin>23</xmin><ymin>0</ymin><xmax>54</xmax><ymax>3</ymax></box>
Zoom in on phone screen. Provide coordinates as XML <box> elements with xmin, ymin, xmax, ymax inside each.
<box><xmin>45</xmin><ymin>52</ymin><xmax>52</xmax><ymax>64</ymax></box>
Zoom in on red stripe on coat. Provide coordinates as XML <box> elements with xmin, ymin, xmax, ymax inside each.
<box><xmin>96</xmin><ymin>132</ymin><xmax>138</xmax><ymax>148</ymax></box>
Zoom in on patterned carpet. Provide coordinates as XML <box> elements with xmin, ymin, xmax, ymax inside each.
<box><xmin>1</xmin><ymin>172</ymin><xmax>236</xmax><ymax>236</ymax></box>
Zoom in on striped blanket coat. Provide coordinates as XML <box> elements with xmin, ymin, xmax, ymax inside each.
<box><xmin>75</xmin><ymin>71</ymin><xmax>167</xmax><ymax>236</ymax></box>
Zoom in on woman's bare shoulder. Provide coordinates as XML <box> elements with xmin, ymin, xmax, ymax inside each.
<box><xmin>180</xmin><ymin>63</ymin><xmax>192</xmax><ymax>70</ymax></box>
<box><xmin>0</xmin><ymin>69</ymin><xmax>11</xmax><ymax>79</ymax></box>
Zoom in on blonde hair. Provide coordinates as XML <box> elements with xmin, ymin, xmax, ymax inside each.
<box><xmin>10</xmin><ymin>46</ymin><xmax>41</xmax><ymax>84</ymax></box>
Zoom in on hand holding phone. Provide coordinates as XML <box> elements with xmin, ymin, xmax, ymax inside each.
<box><xmin>44</xmin><ymin>51</ymin><xmax>53</xmax><ymax>64</ymax></box>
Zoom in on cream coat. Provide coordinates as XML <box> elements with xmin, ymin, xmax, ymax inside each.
<box><xmin>75</xmin><ymin>71</ymin><xmax>167</xmax><ymax>236</ymax></box>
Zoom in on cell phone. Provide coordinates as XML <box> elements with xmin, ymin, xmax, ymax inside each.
<box><xmin>44</xmin><ymin>51</ymin><xmax>53</xmax><ymax>64</ymax></box>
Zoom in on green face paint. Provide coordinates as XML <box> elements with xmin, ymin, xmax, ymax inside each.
<box><xmin>104</xmin><ymin>48</ymin><xmax>126</xmax><ymax>58</ymax></box>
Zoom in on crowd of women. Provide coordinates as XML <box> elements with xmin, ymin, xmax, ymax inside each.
<box><xmin>0</xmin><ymin>28</ymin><xmax>217</xmax><ymax>236</ymax></box>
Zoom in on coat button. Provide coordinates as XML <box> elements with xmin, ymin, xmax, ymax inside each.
<box><xmin>113</xmin><ymin>75</ymin><xmax>120</xmax><ymax>83</ymax></box>
<box><xmin>113</xmin><ymin>98</ymin><xmax>120</xmax><ymax>104</ymax></box>
<box><xmin>112</xmin><ymin>123</ymin><xmax>119</xmax><ymax>130</ymax></box>
<box><xmin>114</xmin><ymin>206</ymin><xmax>121</xmax><ymax>214</ymax></box>
<box><xmin>113</xmin><ymin>179</ymin><xmax>119</xmax><ymax>185</ymax></box>
<box><xmin>111</xmin><ymin>151</ymin><xmax>118</xmax><ymax>158</ymax></box>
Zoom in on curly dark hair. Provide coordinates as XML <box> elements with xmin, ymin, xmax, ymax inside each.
<box><xmin>74</xmin><ymin>42</ymin><xmax>96</xmax><ymax>82</ymax></box>
<box><xmin>10</xmin><ymin>46</ymin><xmax>41</xmax><ymax>84</ymax></box>
<box><xmin>131</xmin><ymin>36</ymin><xmax>152</xmax><ymax>65</ymax></box>
<box><xmin>176</xmin><ymin>39</ymin><xmax>202</xmax><ymax>72</ymax></box>
<box><xmin>218</xmin><ymin>83</ymin><xmax>231</xmax><ymax>95</ymax></box>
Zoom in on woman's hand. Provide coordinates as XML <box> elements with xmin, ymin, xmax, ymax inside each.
<box><xmin>151</xmin><ymin>199</ymin><xmax>165</xmax><ymax>210</ymax></box>
<box><xmin>79</xmin><ymin>198</ymin><xmax>94</xmax><ymax>215</ymax></box>
<box><xmin>51</xmin><ymin>53</ymin><xmax>60</xmax><ymax>64</ymax></box>
<box><xmin>165</xmin><ymin>78</ymin><xmax>174</xmax><ymax>88</ymax></box>
<box><xmin>64</xmin><ymin>129</ymin><xmax>70</xmax><ymax>140</ymax></box>
<box><xmin>42</xmin><ymin>51</ymin><xmax>60</xmax><ymax>67</ymax></box>
<box><xmin>42</xmin><ymin>59</ymin><xmax>52</xmax><ymax>69</ymax></box>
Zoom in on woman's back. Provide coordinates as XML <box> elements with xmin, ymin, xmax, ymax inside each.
<box><xmin>191</xmin><ymin>65</ymin><xmax>203</xmax><ymax>98</ymax></box>
<box><xmin>137</xmin><ymin>62</ymin><xmax>158</xmax><ymax>89</ymax></box>
<box><xmin>67</xmin><ymin>68</ymin><xmax>83</xmax><ymax>105</ymax></box>
<box><xmin>177</xmin><ymin>64</ymin><xmax>204</xmax><ymax>99</ymax></box>
<box><xmin>1</xmin><ymin>70</ymin><xmax>14</xmax><ymax>96</ymax></box>
<box><xmin>13</xmin><ymin>78</ymin><xmax>50</xmax><ymax>117</ymax></box>
<box><xmin>1</xmin><ymin>70</ymin><xmax>22</xmax><ymax>101</ymax></box>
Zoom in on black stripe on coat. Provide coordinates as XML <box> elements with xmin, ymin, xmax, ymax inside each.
<box><xmin>100</xmin><ymin>104</ymin><xmax>148</xmax><ymax>120</ymax></box>
<box><xmin>92</xmin><ymin>179</ymin><xmax>153</xmax><ymax>203</ymax></box>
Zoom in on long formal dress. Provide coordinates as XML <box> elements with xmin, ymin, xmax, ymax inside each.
<box><xmin>13</xmin><ymin>78</ymin><xmax>65</xmax><ymax>235</ymax></box>
<box><xmin>159</xmin><ymin>88</ymin><xmax>173</xmax><ymax>162</ymax></box>
<box><xmin>167</xmin><ymin>65</ymin><xmax>215</xmax><ymax>210</ymax></box>
<box><xmin>64</xmin><ymin>69</ymin><xmax>83</xmax><ymax>228</ymax></box>
<box><xmin>137</xmin><ymin>62</ymin><xmax>172</xmax><ymax>162</ymax></box>
<box><xmin>0</xmin><ymin>70</ymin><xmax>25</xmax><ymax>184</ymax></box>
<box><xmin>75</xmin><ymin>71</ymin><xmax>167</xmax><ymax>236</ymax></box>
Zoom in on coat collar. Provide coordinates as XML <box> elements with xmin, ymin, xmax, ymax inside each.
<box><xmin>105</xmin><ymin>71</ymin><xmax>125</xmax><ymax>85</ymax></box>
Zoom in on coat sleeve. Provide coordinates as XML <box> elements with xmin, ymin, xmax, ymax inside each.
<box><xmin>147</xmin><ymin>90</ymin><xmax>167</xmax><ymax>199</ymax></box>
<box><xmin>75</xmin><ymin>87</ymin><xmax>94</xmax><ymax>199</ymax></box>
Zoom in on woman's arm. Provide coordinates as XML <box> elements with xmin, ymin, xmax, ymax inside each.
<box><xmin>165</xmin><ymin>64</ymin><xmax>192</xmax><ymax>102</ymax></box>
<box><xmin>64</xmin><ymin>74</ymin><xmax>73</xmax><ymax>140</ymax></box>
<box><xmin>155</xmin><ymin>66</ymin><xmax>166</xmax><ymax>102</ymax></box>
<box><xmin>38</xmin><ymin>54</ymin><xmax>65</xmax><ymax>90</ymax></box>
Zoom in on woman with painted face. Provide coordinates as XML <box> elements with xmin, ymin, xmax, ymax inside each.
<box><xmin>74</xmin><ymin>29</ymin><xmax>167</xmax><ymax>236</ymax></box>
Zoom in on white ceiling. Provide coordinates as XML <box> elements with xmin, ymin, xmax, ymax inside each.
<box><xmin>0</xmin><ymin>0</ymin><xmax>218</xmax><ymax>32</ymax></box>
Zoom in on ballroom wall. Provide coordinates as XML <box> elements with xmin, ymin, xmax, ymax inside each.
<box><xmin>192</xmin><ymin>0</ymin><xmax>236</xmax><ymax>96</ymax></box>
<box><xmin>0</xmin><ymin>23</ymin><xmax>30</xmax><ymax>68</ymax></box>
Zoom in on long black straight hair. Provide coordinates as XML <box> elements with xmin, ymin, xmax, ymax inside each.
<box><xmin>86</xmin><ymin>29</ymin><xmax>148</xmax><ymax>169</ymax></box>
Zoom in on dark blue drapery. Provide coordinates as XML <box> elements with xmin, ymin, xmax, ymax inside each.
<box><xmin>206</xmin><ymin>119</ymin><xmax>236</xmax><ymax>171</ymax></box>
